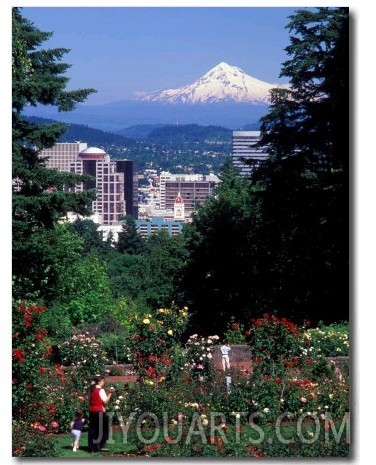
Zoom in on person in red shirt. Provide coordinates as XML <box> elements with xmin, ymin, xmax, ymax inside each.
<box><xmin>88</xmin><ymin>375</ymin><xmax>115</xmax><ymax>453</ymax></box>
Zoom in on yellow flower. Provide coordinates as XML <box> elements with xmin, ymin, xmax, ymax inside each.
<box><xmin>167</xmin><ymin>329</ymin><xmax>173</xmax><ymax>336</ymax></box>
<box><xmin>143</xmin><ymin>318</ymin><xmax>150</xmax><ymax>324</ymax></box>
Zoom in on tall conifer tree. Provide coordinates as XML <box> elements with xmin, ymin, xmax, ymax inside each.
<box><xmin>12</xmin><ymin>8</ymin><xmax>97</xmax><ymax>296</ymax></box>
<box><xmin>252</xmin><ymin>7</ymin><xmax>349</xmax><ymax>322</ymax></box>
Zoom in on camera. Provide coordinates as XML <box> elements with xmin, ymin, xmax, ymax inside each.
<box><xmin>109</xmin><ymin>384</ymin><xmax>116</xmax><ymax>391</ymax></box>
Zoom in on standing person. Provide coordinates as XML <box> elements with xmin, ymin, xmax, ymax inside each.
<box><xmin>70</xmin><ymin>411</ymin><xmax>85</xmax><ymax>452</ymax></box>
<box><xmin>88</xmin><ymin>375</ymin><xmax>115</xmax><ymax>453</ymax></box>
<box><xmin>220</xmin><ymin>341</ymin><xmax>231</xmax><ymax>372</ymax></box>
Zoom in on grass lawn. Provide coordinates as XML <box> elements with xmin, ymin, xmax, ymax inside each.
<box><xmin>53</xmin><ymin>431</ymin><xmax>139</xmax><ymax>458</ymax></box>
<box><xmin>50</xmin><ymin>420</ymin><xmax>349</xmax><ymax>458</ymax></box>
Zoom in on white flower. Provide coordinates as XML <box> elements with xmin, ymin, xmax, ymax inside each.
<box><xmin>263</xmin><ymin>408</ymin><xmax>269</xmax><ymax>413</ymax></box>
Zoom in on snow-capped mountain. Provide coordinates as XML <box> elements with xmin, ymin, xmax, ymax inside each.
<box><xmin>25</xmin><ymin>62</ymin><xmax>280</xmax><ymax>130</ymax></box>
<box><xmin>135</xmin><ymin>62</ymin><xmax>281</xmax><ymax>104</ymax></box>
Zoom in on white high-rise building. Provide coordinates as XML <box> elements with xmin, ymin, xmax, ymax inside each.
<box><xmin>232</xmin><ymin>131</ymin><xmax>269</xmax><ymax>176</ymax></box>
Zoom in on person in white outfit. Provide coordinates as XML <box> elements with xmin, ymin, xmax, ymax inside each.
<box><xmin>220</xmin><ymin>342</ymin><xmax>231</xmax><ymax>371</ymax></box>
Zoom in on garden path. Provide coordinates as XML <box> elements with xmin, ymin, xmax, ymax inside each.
<box><xmin>106</xmin><ymin>360</ymin><xmax>253</xmax><ymax>385</ymax></box>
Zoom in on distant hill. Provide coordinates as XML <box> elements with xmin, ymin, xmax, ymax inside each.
<box><xmin>25</xmin><ymin>116</ymin><xmax>137</xmax><ymax>148</ymax></box>
<box><xmin>145</xmin><ymin>124</ymin><xmax>232</xmax><ymax>145</ymax></box>
<box><xmin>117</xmin><ymin>123</ymin><xmax>261</xmax><ymax>142</ymax></box>
<box><xmin>116</xmin><ymin>124</ymin><xmax>166</xmax><ymax>139</ymax></box>
<box><xmin>23</xmin><ymin>101</ymin><xmax>268</xmax><ymax>132</ymax></box>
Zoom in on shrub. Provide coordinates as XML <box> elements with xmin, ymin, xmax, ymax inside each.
<box><xmin>301</xmin><ymin>322</ymin><xmax>349</xmax><ymax>357</ymax></box>
<box><xmin>57</xmin><ymin>331</ymin><xmax>109</xmax><ymax>392</ymax></box>
<box><xmin>223</xmin><ymin>317</ymin><xmax>247</xmax><ymax>344</ymax></box>
<box><xmin>246</xmin><ymin>314</ymin><xmax>349</xmax><ymax>424</ymax></box>
<box><xmin>12</xmin><ymin>300</ymin><xmax>52</xmax><ymax>422</ymax></box>
<box><xmin>247</xmin><ymin>313</ymin><xmax>302</xmax><ymax>378</ymax></box>
<box><xmin>184</xmin><ymin>334</ymin><xmax>218</xmax><ymax>381</ymax></box>
<box><xmin>12</xmin><ymin>421</ymin><xmax>58</xmax><ymax>457</ymax></box>
<box><xmin>99</xmin><ymin>333</ymin><xmax>132</xmax><ymax>365</ymax></box>
<box><xmin>127</xmin><ymin>304</ymin><xmax>189</xmax><ymax>385</ymax></box>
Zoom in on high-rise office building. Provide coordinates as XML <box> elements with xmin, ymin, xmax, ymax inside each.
<box><xmin>115</xmin><ymin>160</ymin><xmax>139</xmax><ymax>219</ymax></box>
<box><xmin>39</xmin><ymin>141</ymin><xmax>88</xmax><ymax>172</ymax></box>
<box><xmin>69</xmin><ymin>147</ymin><xmax>126</xmax><ymax>225</ymax></box>
<box><xmin>159</xmin><ymin>172</ymin><xmax>219</xmax><ymax>214</ymax></box>
<box><xmin>232</xmin><ymin>131</ymin><xmax>269</xmax><ymax>176</ymax></box>
<box><xmin>164</xmin><ymin>180</ymin><xmax>214</xmax><ymax>215</ymax></box>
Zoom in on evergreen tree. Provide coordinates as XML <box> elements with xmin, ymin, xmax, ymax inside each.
<box><xmin>69</xmin><ymin>219</ymin><xmax>115</xmax><ymax>260</ymax></box>
<box><xmin>181</xmin><ymin>161</ymin><xmax>257</xmax><ymax>334</ymax></box>
<box><xmin>12</xmin><ymin>7</ymin><xmax>97</xmax><ymax>298</ymax></box>
<box><xmin>116</xmin><ymin>215</ymin><xmax>146</xmax><ymax>255</ymax></box>
<box><xmin>251</xmin><ymin>7</ymin><xmax>349</xmax><ymax>322</ymax></box>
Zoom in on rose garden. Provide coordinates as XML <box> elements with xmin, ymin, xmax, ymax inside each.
<box><xmin>12</xmin><ymin>300</ymin><xmax>349</xmax><ymax>458</ymax></box>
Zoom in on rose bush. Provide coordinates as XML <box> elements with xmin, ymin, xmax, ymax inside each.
<box><xmin>12</xmin><ymin>300</ymin><xmax>53</xmax><ymax>422</ymax></box>
<box><xmin>301</xmin><ymin>322</ymin><xmax>349</xmax><ymax>357</ymax></box>
<box><xmin>127</xmin><ymin>304</ymin><xmax>189</xmax><ymax>385</ymax></box>
<box><xmin>184</xmin><ymin>334</ymin><xmax>219</xmax><ymax>381</ymax></box>
<box><xmin>57</xmin><ymin>331</ymin><xmax>109</xmax><ymax>392</ymax></box>
<box><xmin>12</xmin><ymin>300</ymin><xmax>90</xmax><ymax>434</ymax></box>
<box><xmin>246</xmin><ymin>314</ymin><xmax>349</xmax><ymax>425</ymax></box>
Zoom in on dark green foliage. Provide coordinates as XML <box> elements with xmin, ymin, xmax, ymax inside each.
<box><xmin>181</xmin><ymin>161</ymin><xmax>257</xmax><ymax>334</ymax></box>
<box><xmin>109</xmin><ymin>229</ymin><xmax>188</xmax><ymax>310</ymax></box>
<box><xmin>107</xmin><ymin>253</ymin><xmax>149</xmax><ymax>301</ymax></box>
<box><xmin>68</xmin><ymin>218</ymin><xmax>116</xmax><ymax>260</ymax></box>
<box><xmin>12</xmin><ymin>8</ymin><xmax>97</xmax><ymax>299</ymax></box>
<box><xmin>116</xmin><ymin>215</ymin><xmax>146</xmax><ymax>255</ymax></box>
<box><xmin>252</xmin><ymin>7</ymin><xmax>349</xmax><ymax>323</ymax></box>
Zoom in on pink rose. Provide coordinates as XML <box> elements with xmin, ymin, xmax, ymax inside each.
<box><xmin>300</xmin><ymin>397</ymin><xmax>307</xmax><ymax>403</ymax></box>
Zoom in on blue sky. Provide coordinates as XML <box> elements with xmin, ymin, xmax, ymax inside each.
<box><xmin>21</xmin><ymin>6</ymin><xmax>299</xmax><ymax>105</ymax></box>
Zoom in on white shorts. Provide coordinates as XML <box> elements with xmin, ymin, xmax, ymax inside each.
<box><xmin>71</xmin><ymin>429</ymin><xmax>82</xmax><ymax>440</ymax></box>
